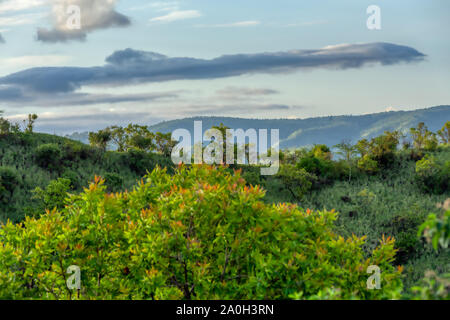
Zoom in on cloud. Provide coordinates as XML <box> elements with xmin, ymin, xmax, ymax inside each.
<box><xmin>0</xmin><ymin>54</ymin><xmax>71</xmax><ymax>70</ymax></box>
<box><xmin>0</xmin><ymin>43</ymin><xmax>426</xmax><ymax>100</ymax></box>
<box><xmin>150</xmin><ymin>9</ymin><xmax>201</xmax><ymax>23</ymax></box>
<box><xmin>0</xmin><ymin>12</ymin><xmax>45</xmax><ymax>27</ymax></box>
<box><xmin>0</xmin><ymin>83</ymin><xmax>179</xmax><ymax>106</ymax></box>
<box><xmin>0</xmin><ymin>33</ymin><xmax>4</xmax><ymax>43</ymax></box>
<box><xmin>32</xmin><ymin>110</ymin><xmax>167</xmax><ymax>133</ymax></box>
<box><xmin>216</xmin><ymin>87</ymin><xmax>279</xmax><ymax>101</ymax></box>
<box><xmin>0</xmin><ymin>0</ymin><xmax>46</xmax><ymax>13</ymax></box>
<box><xmin>37</xmin><ymin>0</ymin><xmax>130</xmax><ymax>43</ymax></box>
<box><xmin>196</xmin><ymin>21</ymin><xmax>261</xmax><ymax>28</ymax></box>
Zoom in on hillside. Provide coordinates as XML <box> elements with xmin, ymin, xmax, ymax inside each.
<box><xmin>0</xmin><ymin>117</ymin><xmax>448</xmax><ymax>298</ymax></box>
<box><xmin>0</xmin><ymin>132</ymin><xmax>172</xmax><ymax>223</ymax></box>
<box><xmin>65</xmin><ymin>105</ymin><xmax>450</xmax><ymax>148</ymax></box>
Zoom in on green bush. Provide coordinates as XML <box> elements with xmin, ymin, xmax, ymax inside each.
<box><xmin>0</xmin><ymin>167</ymin><xmax>18</xmax><ymax>204</ymax></box>
<box><xmin>0</xmin><ymin>166</ymin><xmax>402</xmax><ymax>300</ymax></box>
<box><xmin>357</xmin><ymin>154</ymin><xmax>379</xmax><ymax>174</ymax></box>
<box><xmin>415</xmin><ymin>155</ymin><xmax>449</xmax><ymax>194</ymax></box>
<box><xmin>32</xmin><ymin>178</ymin><xmax>72</xmax><ymax>214</ymax></box>
<box><xmin>35</xmin><ymin>143</ymin><xmax>62</xmax><ymax>169</ymax></box>
<box><xmin>104</xmin><ymin>172</ymin><xmax>124</xmax><ymax>193</ymax></box>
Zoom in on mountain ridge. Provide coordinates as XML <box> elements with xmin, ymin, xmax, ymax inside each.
<box><xmin>66</xmin><ymin>105</ymin><xmax>450</xmax><ymax>148</ymax></box>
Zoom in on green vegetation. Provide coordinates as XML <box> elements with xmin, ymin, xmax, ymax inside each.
<box><xmin>0</xmin><ymin>166</ymin><xmax>402</xmax><ymax>300</ymax></box>
<box><xmin>0</xmin><ymin>111</ymin><xmax>449</xmax><ymax>300</ymax></box>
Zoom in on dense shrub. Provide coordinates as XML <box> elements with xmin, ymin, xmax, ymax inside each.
<box><xmin>0</xmin><ymin>166</ymin><xmax>402</xmax><ymax>300</ymax></box>
<box><xmin>277</xmin><ymin>165</ymin><xmax>314</xmax><ymax>200</ymax></box>
<box><xmin>415</xmin><ymin>155</ymin><xmax>449</xmax><ymax>194</ymax></box>
<box><xmin>357</xmin><ymin>154</ymin><xmax>379</xmax><ymax>174</ymax></box>
<box><xmin>32</xmin><ymin>178</ymin><xmax>72</xmax><ymax>215</ymax></box>
<box><xmin>35</xmin><ymin>143</ymin><xmax>62</xmax><ymax>169</ymax></box>
<box><xmin>0</xmin><ymin>167</ymin><xmax>18</xmax><ymax>204</ymax></box>
<box><xmin>104</xmin><ymin>172</ymin><xmax>124</xmax><ymax>193</ymax></box>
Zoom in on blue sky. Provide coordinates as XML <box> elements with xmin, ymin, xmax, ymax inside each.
<box><xmin>0</xmin><ymin>0</ymin><xmax>449</xmax><ymax>133</ymax></box>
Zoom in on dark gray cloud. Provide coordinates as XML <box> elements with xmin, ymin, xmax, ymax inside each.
<box><xmin>0</xmin><ymin>42</ymin><xmax>425</xmax><ymax>103</ymax></box>
<box><xmin>0</xmin><ymin>86</ymin><xmax>179</xmax><ymax>107</ymax></box>
<box><xmin>216</xmin><ymin>87</ymin><xmax>280</xmax><ymax>98</ymax></box>
<box><xmin>0</xmin><ymin>33</ymin><xmax>4</xmax><ymax>44</ymax></box>
<box><xmin>37</xmin><ymin>0</ymin><xmax>131</xmax><ymax>43</ymax></box>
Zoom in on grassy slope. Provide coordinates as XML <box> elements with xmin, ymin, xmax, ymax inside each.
<box><xmin>300</xmin><ymin>149</ymin><xmax>450</xmax><ymax>289</ymax></box>
<box><xmin>0</xmin><ymin>133</ymin><xmax>172</xmax><ymax>223</ymax></box>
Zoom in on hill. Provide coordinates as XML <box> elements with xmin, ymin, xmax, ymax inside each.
<box><xmin>0</xmin><ymin>132</ymin><xmax>172</xmax><ymax>223</ymax></box>
<box><xmin>65</xmin><ymin>105</ymin><xmax>450</xmax><ymax>148</ymax></box>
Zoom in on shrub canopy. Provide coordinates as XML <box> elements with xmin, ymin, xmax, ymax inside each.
<box><xmin>0</xmin><ymin>165</ymin><xmax>402</xmax><ymax>300</ymax></box>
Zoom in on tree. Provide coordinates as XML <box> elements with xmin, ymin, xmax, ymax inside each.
<box><xmin>109</xmin><ymin>126</ymin><xmax>127</xmax><ymax>152</ymax></box>
<box><xmin>276</xmin><ymin>164</ymin><xmax>313</xmax><ymax>200</ymax></box>
<box><xmin>334</xmin><ymin>140</ymin><xmax>358</xmax><ymax>181</ymax></box>
<box><xmin>410</xmin><ymin>122</ymin><xmax>438</xmax><ymax>151</ymax></box>
<box><xmin>437</xmin><ymin>121</ymin><xmax>450</xmax><ymax>145</ymax></box>
<box><xmin>355</xmin><ymin>139</ymin><xmax>370</xmax><ymax>157</ymax></box>
<box><xmin>125</xmin><ymin>124</ymin><xmax>155</xmax><ymax>152</ymax></box>
<box><xmin>154</xmin><ymin>132</ymin><xmax>176</xmax><ymax>157</ymax></box>
<box><xmin>24</xmin><ymin>114</ymin><xmax>38</xmax><ymax>134</ymax></box>
<box><xmin>89</xmin><ymin>129</ymin><xmax>112</xmax><ymax>151</ymax></box>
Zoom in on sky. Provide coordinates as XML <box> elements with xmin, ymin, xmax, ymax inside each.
<box><xmin>0</xmin><ymin>0</ymin><xmax>449</xmax><ymax>134</ymax></box>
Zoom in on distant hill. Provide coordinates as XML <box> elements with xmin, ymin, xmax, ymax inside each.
<box><xmin>66</xmin><ymin>105</ymin><xmax>450</xmax><ymax>148</ymax></box>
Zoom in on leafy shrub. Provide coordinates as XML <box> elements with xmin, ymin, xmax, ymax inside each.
<box><xmin>410</xmin><ymin>122</ymin><xmax>439</xmax><ymax>152</ymax></box>
<box><xmin>61</xmin><ymin>170</ymin><xmax>81</xmax><ymax>189</ymax></box>
<box><xmin>126</xmin><ymin>148</ymin><xmax>154</xmax><ymax>175</ymax></box>
<box><xmin>277</xmin><ymin>164</ymin><xmax>314</xmax><ymax>200</ymax></box>
<box><xmin>415</xmin><ymin>155</ymin><xmax>449</xmax><ymax>194</ymax></box>
<box><xmin>0</xmin><ymin>166</ymin><xmax>402</xmax><ymax>300</ymax></box>
<box><xmin>383</xmin><ymin>212</ymin><xmax>423</xmax><ymax>265</ymax></box>
<box><xmin>104</xmin><ymin>172</ymin><xmax>124</xmax><ymax>193</ymax></box>
<box><xmin>35</xmin><ymin>143</ymin><xmax>62</xmax><ymax>169</ymax></box>
<box><xmin>32</xmin><ymin>178</ymin><xmax>72</xmax><ymax>214</ymax></box>
<box><xmin>418</xmin><ymin>209</ymin><xmax>450</xmax><ymax>250</ymax></box>
<box><xmin>357</xmin><ymin>154</ymin><xmax>379</xmax><ymax>174</ymax></box>
<box><xmin>0</xmin><ymin>167</ymin><xmax>18</xmax><ymax>204</ymax></box>
<box><xmin>410</xmin><ymin>271</ymin><xmax>449</xmax><ymax>300</ymax></box>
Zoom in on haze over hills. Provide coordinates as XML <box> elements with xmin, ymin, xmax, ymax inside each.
<box><xmin>66</xmin><ymin>105</ymin><xmax>450</xmax><ymax>149</ymax></box>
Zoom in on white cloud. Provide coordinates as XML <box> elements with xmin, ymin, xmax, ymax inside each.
<box><xmin>0</xmin><ymin>55</ymin><xmax>71</xmax><ymax>69</ymax></box>
<box><xmin>129</xmin><ymin>1</ymin><xmax>180</xmax><ymax>12</ymax></box>
<box><xmin>37</xmin><ymin>0</ymin><xmax>130</xmax><ymax>42</ymax></box>
<box><xmin>197</xmin><ymin>20</ymin><xmax>261</xmax><ymax>28</ymax></box>
<box><xmin>150</xmin><ymin>10</ymin><xmax>201</xmax><ymax>23</ymax></box>
<box><xmin>0</xmin><ymin>12</ymin><xmax>45</xmax><ymax>27</ymax></box>
<box><xmin>0</xmin><ymin>0</ymin><xmax>46</xmax><ymax>14</ymax></box>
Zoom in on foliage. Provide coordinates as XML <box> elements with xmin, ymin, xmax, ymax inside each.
<box><xmin>334</xmin><ymin>141</ymin><xmax>358</xmax><ymax>181</ymax></box>
<box><xmin>88</xmin><ymin>129</ymin><xmax>112</xmax><ymax>151</ymax></box>
<box><xmin>410</xmin><ymin>271</ymin><xmax>449</xmax><ymax>300</ymax></box>
<box><xmin>0</xmin><ymin>167</ymin><xmax>18</xmax><ymax>204</ymax></box>
<box><xmin>35</xmin><ymin>143</ymin><xmax>63</xmax><ymax>169</ymax></box>
<box><xmin>418</xmin><ymin>209</ymin><xmax>450</xmax><ymax>251</ymax></box>
<box><xmin>357</xmin><ymin>154</ymin><xmax>379</xmax><ymax>174</ymax></box>
<box><xmin>437</xmin><ymin>121</ymin><xmax>450</xmax><ymax>145</ymax></box>
<box><xmin>415</xmin><ymin>155</ymin><xmax>449</xmax><ymax>194</ymax></box>
<box><xmin>276</xmin><ymin>165</ymin><xmax>313</xmax><ymax>200</ymax></box>
<box><xmin>32</xmin><ymin>178</ymin><xmax>72</xmax><ymax>215</ymax></box>
<box><xmin>24</xmin><ymin>114</ymin><xmax>38</xmax><ymax>134</ymax></box>
<box><xmin>104</xmin><ymin>172</ymin><xmax>124</xmax><ymax>193</ymax></box>
<box><xmin>0</xmin><ymin>166</ymin><xmax>403</xmax><ymax>300</ymax></box>
<box><xmin>410</xmin><ymin>122</ymin><xmax>438</xmax><ymax>152</ymax></box>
